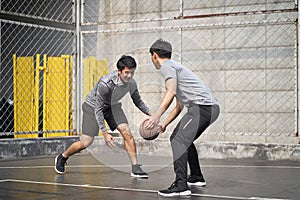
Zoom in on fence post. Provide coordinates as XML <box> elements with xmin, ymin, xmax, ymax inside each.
<box><xmin>35</xmin><ymin>54</ymin><xmax>40</xmax><ymax>132</ymax></box>
<box><xmin>13</xmin><ymin>54</ymin><xmax>17</xmax><ymax>132</ymax></box>
<box><xmin>297</xmin><ymin>7</ymin><xmax>300</xmax><ymax>143</ymax></box>
<box><xmin>75</xmin><ymin>0</ymin><xmax>82</xmax><ymax>136</ymax></box>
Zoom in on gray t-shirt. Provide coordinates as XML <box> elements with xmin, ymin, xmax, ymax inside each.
<box><xmin>161</xmin><ymin>60</ymin><xmax>218</xmax><ymax>107</ymax></box>
<box><xmin>85</xmin><ymin>70</ymin><xmax>150</xmax><ymax>131</ymax></box>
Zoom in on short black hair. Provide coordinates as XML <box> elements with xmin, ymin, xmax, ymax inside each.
<box><xmin>116</xmin><ymin>55</ymin><xmax>137</xmax><ymax>71</ymax></box>
<box><xmin>149</xmin><ymin>39</ymin><xmax>172</xmax><ymax>59</ymax></box>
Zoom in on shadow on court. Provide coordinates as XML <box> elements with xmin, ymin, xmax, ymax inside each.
<box><xmin>0</xmin><ymin>152</ymin><xmax>299</xmax><ymax>200</ymax></box>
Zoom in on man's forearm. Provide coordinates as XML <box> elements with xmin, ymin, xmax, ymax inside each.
<box><xmin>163</xmin><ymin>100</ymin><xmax>182</xmax><ymax>127</ymax></box>
<box><xmin>155</xmin><ymin>88</ymin><xmax>175</xmax><ymax>118</ymax></box>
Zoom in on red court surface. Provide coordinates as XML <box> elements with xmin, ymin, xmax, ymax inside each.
<box><xmin>0</xmin><ymin>152</ymin><xmax>299</xmax><ymax>200</ymax></box>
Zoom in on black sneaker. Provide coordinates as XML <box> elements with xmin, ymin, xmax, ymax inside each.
<box><xmin>187</xmin><ymin>175</ymin><xmax>206</xmax><ymax>186</ymax></box>
<box><xmin>158</xmin><ymin>181</ymin><xmax>191</xmax><ymax>197</ymax></box>
<box><xmin>131</xmin><ymin>164</ymin><xmax>148</xmax><ymax>178</ymax></box>
<box><xmin>55</xmin><ymin>154</ymin><xmax>68</xmax><ymax>174</ymax></box>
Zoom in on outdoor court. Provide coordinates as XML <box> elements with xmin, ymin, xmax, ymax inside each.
<box><xmin>0</xmin><ymin>152</ymin><xmax>299</xmax><ymax>200</ymax></box>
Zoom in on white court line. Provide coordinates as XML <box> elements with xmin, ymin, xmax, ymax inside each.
<box><xmin>0</xmin><ymin>179</ymin><xmax>291</xmax><ymax>200</ymax></box>
<box><xmin>202</xmin><ymin>165</ymin><xmax>300</xmax><ymax>169</ymax></box>
<box><xmin>0</xmin><ymin>164</ymin><xmax>299</xmax><ymax>169</ymax></box>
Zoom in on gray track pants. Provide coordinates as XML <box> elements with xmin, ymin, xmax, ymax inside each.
<box><xmin>170</xmin><ymin>104</ymin><xmax>220</xmax><ymax>182</ymax></box>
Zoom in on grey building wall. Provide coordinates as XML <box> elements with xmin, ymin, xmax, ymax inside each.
<box><xmin>80</xmin><ymin>0</ymin><xmax>299</xmax><ymax>144</ymax></box>
<box><xmin>1</xmin><ymin>0</ymin><xmax>299</xmax><ymax>145</ymax></box>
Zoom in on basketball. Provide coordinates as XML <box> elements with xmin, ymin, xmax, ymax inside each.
<box><xmin>139</xmin><ymin>119</ymin><xmax>160</xmax><ymax>140</ymax></box>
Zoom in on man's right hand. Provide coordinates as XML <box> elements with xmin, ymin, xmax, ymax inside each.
<box><xmin>103</xmin><ymin>130</ymin><xmax>115</xmax><ymax>148</ymax></box>
<box><xmin>144</xmin><ymin>113</ymin><xmax>160</xmax><ymax>130</ymax></box>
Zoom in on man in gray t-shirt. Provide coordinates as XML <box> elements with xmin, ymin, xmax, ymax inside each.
<box><xmin>146</xmin><ymin>39</ymin><xmax>220</xmax><ymax>197</ymax></box>
<box><xmin>54</xmin><ymin>55</ymin><xmax>151</xmax><ymax>178</ymax></box>
<box><xmin>161</xmin><ymin>60</ymin><xmax>218</xmax><ymax>107</ymax></box>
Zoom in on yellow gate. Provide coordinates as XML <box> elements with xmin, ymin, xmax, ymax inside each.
<box><xmin>13</xmin><ymin>54</ymin><xmax>73</xmax><ymax>138</ymax></box>
<box><xmin>13</xmin><ymin>55</ymin><xmax>38</xmax><ymax>138</ymax></box>
<box><xmin>83</xmin><ymin>56</ymin><xmax>108</xmax><ymax>136</ymax></box>
<box><xmin>83</xmin><ymin>56</ymin><xmax>108</xmax><ymax>99</ymax></box>
<box><xmin>43</xmin><ymin>55</ymin><xmax>73</xmax><ymax>137</ymax></box>
<box><xmin>13</xmin><ymin>54</ymin><xmax>108</xmax><ymax>138</ymax></box>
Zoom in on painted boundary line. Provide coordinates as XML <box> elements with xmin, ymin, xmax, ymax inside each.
<box><xmin>0</xmin><ymin>179</ymin><xmax>291</xmax><ymax>200</ymax></box>
<box><xmin>0</xmin><ymin>164</ymin><xmax>299</xmax><ymax>169</ymax></box>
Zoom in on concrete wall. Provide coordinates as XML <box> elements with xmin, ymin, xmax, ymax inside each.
<box><xmin>83</xmin><ymin>0</ymin><xmax>299</xmax><ymax>144</ymax></box>
<box><xmin>0</xmin><ymin>137</ymin><xmax>79</xmax><ymax>160</ymax></box>
<box><xmin>1</xmin><ymin>137</ymin><xmax>300</xmax><ymax>161</ymax></box>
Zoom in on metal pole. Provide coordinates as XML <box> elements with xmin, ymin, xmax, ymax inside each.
<box><xmin>75</xmin><ymin>0</ymin><xmax>82</xmax><ymax>136</ymax></box>
<box><xmin>178</xmin><ymin>0</ymin><xmax>183</xmax><ymax>63</ymax></box>
<box><xmin>13</xmin><ymin>54</ymin><xmax>17</xmax><ymax>132</ymax></box>
<box><xmin>0</xmin><ymin>0</ymin><xmax>2</xmax><ymax>98</ymax></box>
<box><xmin>35</xmin><ymin>54</ymin><xmax>40</xmax><ymax>132</ymax></box>
<box><xmin>179</xmin><ymin>0</ymin><xmax>183</xmax><ymax>17</ymax></box>
<box><xmin>42</xmin><ymin>54</ymin><xmax>47</xmax><ymax>134</ymax></box>
<box><xmin>0</xmin><ymin>20</ymin><xmax>2</xmax><ymax>98</ymax></box>
<box><xmin>295</xmin><ymin>0</ymin><xmax>300</xmax><ymax>143</ymax></box>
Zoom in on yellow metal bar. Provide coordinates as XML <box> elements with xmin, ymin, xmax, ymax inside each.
<box><xmin>13</xmin><ymin>55</ymin><xmax>37</xmax><ymax>138</ymax></box>
<box><xmin>69</xmin><ymin>56</ymin><xmax>73</xmax><ymax>134</ymax></box>
<box><xmin>13</xmin><ymin>54</ymin><xmax>17</xmax><ymax>132</ymax></box>
<box><xmin>35</xmin><ymin>54</ymin><xmax>40</xmax><ymax>131</ymax></box>
<box><xmin>42</xmin><ymin>54</ymin><xmax>47</xmax><ymax>133</ymax></box>
<box><xmin>83</xmin><ymin>57</ymin><xmax>90</xmax><ymax>99</ymax></box>
<box><xmin>90</xmin><ymin>56</ymin><xmax>96</xmax><ymax>88</ymax></box>
<box><xmin>82</xmin><ymin>56</ymin><xmax>109</xmax><ymax>136</ymax></box>
<box><xmin>64</xmin><ymin>55</ymin><xmax>70</xmax><ymax>131</ymax></box>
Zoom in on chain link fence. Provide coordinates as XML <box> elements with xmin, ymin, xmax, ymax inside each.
<box><xmin>1</xmin><ymin>0</ymin><xmax>299</xmax><ymax>144</ymax></box>
<box><xmin>0</xmin><ymin>0</ymin><xmax>76</xmax><ymax>138</ymax></box>
<box><xmin>81</xmin><ymin>0</ymin><xmax>299</xmax><ymax>144</ymax></box>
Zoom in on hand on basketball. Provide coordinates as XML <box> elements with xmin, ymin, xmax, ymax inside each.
<box><xmin>103</xmin><ymin>131</ymin><xmax>115</xmax><ymax>148</ymax></box>
<box><xmin>144</xmin><ymin>115</ymin><xmax>160</xmax><ymax>130</ymax></box>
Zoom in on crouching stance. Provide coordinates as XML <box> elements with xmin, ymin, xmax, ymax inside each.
<box><xmin>55</xmin><ymin>55</ymin><xmax>151</xmax><ymax>178</ymax></box>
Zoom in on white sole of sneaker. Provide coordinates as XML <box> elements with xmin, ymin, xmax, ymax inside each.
<box><xmin>157</xmin><ymin>190</ymin><xmax>191</xmax><ymax>197</ymax></box>
<box><xmin>187</xmin><ymin>181</ymin><xmax>206</xmax><ymax>186</ymax></box>
<box><xmin>54</xmin><ymin>155</ymin><xmax>65</xmax><ymax>175</ymax></box>
<box><xmin>130</xmin><ymin>173</ymin><xmax>148</xmax><ymax>178</ymax></box>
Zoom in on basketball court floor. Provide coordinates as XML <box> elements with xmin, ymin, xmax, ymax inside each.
<box><xmin>0</xmin><ymin>152</ymin><xmax>299</xmax><ymax>200</ymax></box>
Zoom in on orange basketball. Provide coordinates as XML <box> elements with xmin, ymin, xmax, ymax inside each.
<box><xmin>139</xmin><ymin>119</ymin><xmax>160</xmax><ymax>140</ymax></box>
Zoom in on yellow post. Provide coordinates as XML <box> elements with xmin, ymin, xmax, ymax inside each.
<box><xmin>62</xmin><ymin>55</ymin><xmax>70</xmax><ymax>131</ymax></box>
<box><xmin>13</xmin><ymin>54</ymin><xmax>17</xmax><ymax>132</ymax></box>
<box><xmin>43</xmin><ymin>54</ymin><xmax>48</xmax><ymax>132</ymax></box>
<box><xmin>69</xmin><ymin>56</ymin><xmax>73</xmax><ymax>134</ymax></box>
<box><xmin>35</xmin><ymin>54</ymin><xmax>40</xmax><ymax>131</ymax></box>
<box><xmin>83</xmin><ymin>57</ymin><xmax>90</xmax><ymax>99</ymax></box>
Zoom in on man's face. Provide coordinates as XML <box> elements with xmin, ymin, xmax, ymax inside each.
<box><xmin>118</xmin><ymin>66</ymin><xmax>135</xmax><ymax>83</ymax></box>
<box><xmin>151</xmin><ymin>52</ymin><xmax>161</xmax><ymax>69</ymax></box>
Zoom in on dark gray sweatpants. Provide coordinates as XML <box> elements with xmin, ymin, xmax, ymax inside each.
<box><xmin>170</xmin><ymin>104</ymin><xmax>220</xmax><ymax>183</ymax></box>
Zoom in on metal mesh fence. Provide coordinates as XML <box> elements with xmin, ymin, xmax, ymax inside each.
<box><xmin>1</xmin><ymin>0</ymin><xmax>73</xmax><ymax>23</ymax></box>
<box><xmin>0</xmin><ymin>0</ymin><xmax>299</xmax><ymax>144</ymax></box>
<box><xmin>0</xmin><ymin>0</ymin><xmax>75</xmax><ymax>138</ymax></box>
<box><xmin>81</xmin><ymin>0</ymin><xmax>298</xmax><ymax>144</ymax></box>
